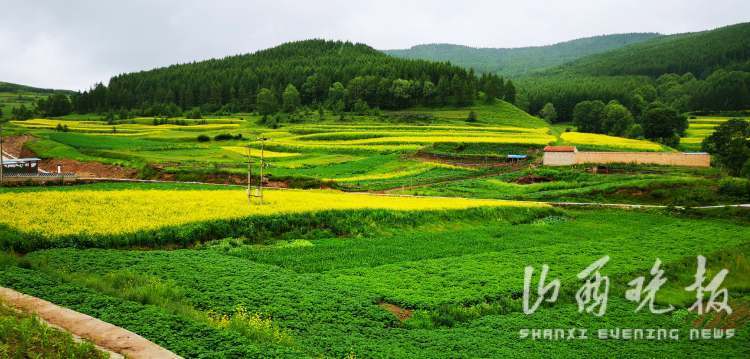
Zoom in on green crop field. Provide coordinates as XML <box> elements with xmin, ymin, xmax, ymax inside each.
<box><xmin>0</xmin><ymin>92</ymin><xmax>48</xmax><ymax>120</ymax></box>
<box><xmin>680</xmin><ymin>116</ymin><xmax>749</xmax><ymax>152</ymax></box>
<box><xmin>0</xmin><ymin>183</ymin><xmax>748</xmax><ymax>357</ymax></box>
<box><xmin>393</xmin><ymin>164</ymin><xmax>750</xmax><ymax>207</ymax></box>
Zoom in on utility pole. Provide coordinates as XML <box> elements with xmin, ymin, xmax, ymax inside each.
<box><xmin>246</xmin><ymin>137</ymin><xmax>269</xmax><ymax>205</ymax></box>
<box><xmin>0</xmin><ymin>121</ymin><xmax>4</xmax><ymax>186</ymax></box>
<box><xmin>257</xmin><ymin>137</ymin><xmax>269</xmax><ymax>205</ymax></box>
<box><xmin>246</xmin><ymin>145</ymin><xmax>253</xmax><ymax>205</ymax></box>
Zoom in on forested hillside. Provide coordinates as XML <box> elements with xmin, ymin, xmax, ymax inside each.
<box><xmin>520</xmin><ymin>22</ymin><xmax>750</xmax><ymax>121</ymax></box>
<box><xmin>384</xmin><ymin>33</ymin><xmax>660</xmax><ymax>76</ymax></box>
<box><xmin>556</xmin><ymin>22</ymin><xmax>750</xmax><ymax>77</ymax></box>
<box><xmin>73</xmin><ymin>40</ymin><xmax>516</xmax><ymax>115</ymax></box>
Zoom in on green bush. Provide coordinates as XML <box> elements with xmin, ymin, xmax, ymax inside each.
<box><xmin>718</xmin><ymin>177</ymin><xmax>750</xmax><ymax>200</ymax></box>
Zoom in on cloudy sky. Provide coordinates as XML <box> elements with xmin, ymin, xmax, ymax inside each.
<box><xmin>1</xmin><ymin>0</ymin><xmax>748</xmax><ymax>90</ymax></box>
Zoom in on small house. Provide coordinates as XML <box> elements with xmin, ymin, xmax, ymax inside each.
<box><xmin>1</xmin><ymin>158</ymin><xmax>41</xmax><ymax>175</ymax></box>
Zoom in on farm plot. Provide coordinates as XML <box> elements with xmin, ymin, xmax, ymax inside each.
<box><xmin>680</xmin><ymin>116</ymin><xmax>748</xmax><ymax>151</ymax></box>
<box><xmin>0</xmin><ymin>183</ymin><xmax>543</xmax><ymax>251</ymax></box>
<box><xmin>559</xmin><ymin>132</ymin><xmax>666</xmax><ymax>151</ymax></box>
<box><xmin>1</xmin><ymin>199</ymin><xmax>748</xmax><ymax>358</ymax></box>
<box><xmin>393</xmin><ymin>165</ymin><xmax>748</xmax><ymax>206</ymax></box>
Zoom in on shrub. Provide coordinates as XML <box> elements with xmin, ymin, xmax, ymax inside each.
<box><xmin>214</xmin><ymin>133</ymin><xmax>235</xmax><ymax>141</ymax></box>
<box><xmin>718</xmin><ymin>178</ymin><xmax>750</xmax><ymax>200</ymax></box>
<box><xmin>197</xmin><ymin>135</ymin><xmax>210</xmax><ymax>142</ymax></box>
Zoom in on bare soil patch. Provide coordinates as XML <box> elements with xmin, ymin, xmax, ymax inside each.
<box><xmin>515</xmin><ymin>174</ymin><xmax>553</xmax><ymax>184</ymax></box>
<box><xmin>379</xmin><ymin>302</ymin><xmax>413</xmax><ymax>321</ymax></box>
<box><xmin>40</xmin><ymin>159</ymin><xmax>138</xmax><ymax>179</ymax></box>
<box><xmin>694</xmin><ymin>302</ymin><xmax>750</xmax><ymax>330</ymax></box>
<box><xmin>1</xmin><ymin>135</ymin><xmax>35</xmax><ymax>158</ymax></box>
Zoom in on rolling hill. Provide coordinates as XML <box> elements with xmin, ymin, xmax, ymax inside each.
<box><xmin>553</xmin><ymin>22</ymin><xmax>750</xmax><ymax>78</ymax></box>
<box><xmin>384</xmin><ymin>33</ymin><xmax>660</xmax><ymax>77</ymax></box>
<box><xmin>0</xmin><ymin>81</ymin><xmax>72</xmax><ymax>94</ymax></box>
<box><xmin>75</xmin><ymin>39</ymin><xmax>483</xmax><ymax>114</ymax></box>
<box><xmin>519</xmin><ymin>22</ymin><xmax>750</xmax><ymax>119</ymax></box>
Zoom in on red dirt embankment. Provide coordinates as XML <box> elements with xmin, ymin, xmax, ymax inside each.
<box><xmin>3</xmin><ymin>135</ymin><xmax>137</xmax><ymax>178</ymax></box>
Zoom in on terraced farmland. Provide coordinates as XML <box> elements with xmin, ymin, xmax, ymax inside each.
<box><xmin>7</xmin><ymin>101</ymin><xmax>675</xmax><ymax>191</ymax></box>
<box><xmin>681</xmin><ymin>116</ymin><xmax>749</xmax><ymax>151</ymax></box>
<box><xmin>1</xmin><ymin>182</ymin><xmax>748</xmax><ymax>358</ymax></box>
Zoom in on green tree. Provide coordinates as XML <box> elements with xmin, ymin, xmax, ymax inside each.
<box><xmin>256</xmin><ymin>88</ymin><xmax>278</xmax><ymax>115</ymax></box>
<box><xmin>572</xmin><ymin>100</ymin><xmax>606</xmax><ymax>133</ymax></box>
<box><xmin>504</xmin><ymin>80</ymin><xmax>516</xmax><ymax>104</ymax></box>
<box><xmin>282</xmin><ymin>84</ymin><xmax>301</xmax><ymax>113</ymax></box>
<box><xmin>601</xmin><ymin>100</ymin><xmax>634</xmax><ymax>136</ymax></box>
<box><xmin>352</xmin><ymin>99</ymin><xmax>370</xmax><ymax>115</ymax></box>
<box><xmin>466</xmin><ymin>110</ymin><xmax>478</xmax><ymax>123</ymax></box>
<box><xmin>702</xmin><ymin>119</ymin><xmax>750</xmax><ymax>175</ymax></box>
<box><xmin>328</xmin><ymin>82</ymin><xmax>346</xmax><ymax>109</ymax></box>
<box><xmin>641</xmin><ymin>102</ymin><xmax>687</xmax><ymax>146</ymax></box>
<box><xmin>539</xmin><ymin>103</ymin><xmax>557</xmax><ymax>122</ymax></box>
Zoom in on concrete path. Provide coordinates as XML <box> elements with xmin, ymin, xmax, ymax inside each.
<box><xmin>0</xmin><ymin>287</ymin><xmax>181</xmax><ymax>359</ymax></box>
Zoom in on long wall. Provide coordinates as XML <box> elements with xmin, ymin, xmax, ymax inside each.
<box><xmin>574</xmin><ymin>152</ymin><xmax>710</xmax><ymax>167</ymax></box>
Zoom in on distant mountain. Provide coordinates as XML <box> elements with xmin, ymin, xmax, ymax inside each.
<box><xmin>384</xmin><ymin>33</ymin><xmax>661</xmax><ymax>77</ymax></box>
<box><xmin>0</xmin><ymin>81</ymin><xmax>72</xmax><ymax>94</ymax></box>
<box><xmin>552</xmin><ymin>22</ymin><xmax>750</xmax><ymax>78</ymax></box>
<box><xmin>520</xmin><ymin>22</ymin><xmax>750</xmax><ymax>119</ymax></box>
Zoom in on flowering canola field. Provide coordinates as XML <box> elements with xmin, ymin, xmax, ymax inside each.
<box><xmin>0</xmin><ymin>188</ymin><xmax>542</xmax><ymax>237</ymax></box>
<box><xmin>560</xmin><ymin>132</ymin><xmax>664</xmax><ymax>151</ymax></box>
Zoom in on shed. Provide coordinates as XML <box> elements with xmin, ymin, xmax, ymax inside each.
<box><xmin>1</xmin><ymin>158</ymin><xmax>41</xmax><ymax>174</ymax></box>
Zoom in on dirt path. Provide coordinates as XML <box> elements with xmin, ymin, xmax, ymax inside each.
<box><xmin>0</xmin><ymin>287</ymin><xmax>181</xmax><ymax>359</ymax></box>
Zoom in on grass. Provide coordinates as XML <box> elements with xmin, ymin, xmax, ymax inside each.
<box><xmin>0</xmin><ymin>302</ymin><xmax>107</xmax><ymax>358</ymax></box>
<box><xmin>1</xmin><ymin>201</ymin><xmax>748</xmax><ymax>358</ymax></box>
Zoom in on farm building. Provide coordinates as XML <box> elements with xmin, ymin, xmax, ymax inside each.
<box><xmin>542</xmin><ymin>146</ymin><xmax>710</xmax><ymax>167</ymax></box>
<box><xmin>1</xmin><ymin>157</ymin><xmax>41</xmax><ymax>174</ymax></box>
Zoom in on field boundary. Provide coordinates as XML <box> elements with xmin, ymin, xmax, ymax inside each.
<box><xmin>0</xmin><ymin>286</ymin><xmax>181</xmax><ymax>359</ymax></box>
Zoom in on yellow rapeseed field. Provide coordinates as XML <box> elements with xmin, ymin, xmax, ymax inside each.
<box><xmin>222</xmin><ymin>146</ymin><xmax>300</xmax><ymax>158</ymax></box>
<box><xmin>560</xmin><ymin>132</ymin><xmax>664</xmax><ymax>151</ymax></box>
<box><xmin>0</xmin><ymin>189</ymin><xmax>543</xmax><ymax>237</ymax></box>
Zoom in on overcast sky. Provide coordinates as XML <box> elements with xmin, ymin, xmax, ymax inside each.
<box><xmin>1</xmin><ymin>0</ymin><xmax>748</xmax><ymax>91</ymax></box>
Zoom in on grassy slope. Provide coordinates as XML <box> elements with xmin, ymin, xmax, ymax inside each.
<box><xmin>0</xmin><ymin>81</ymin><xmax>72</xmax><ymax>120</ymax></box>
